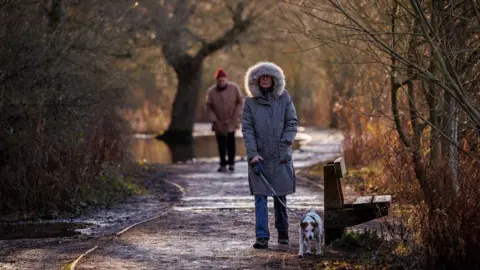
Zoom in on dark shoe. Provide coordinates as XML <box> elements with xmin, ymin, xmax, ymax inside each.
<box><xmin>228</xmin><ymin>165</ymin><xmax>235</xmax><ymax>171</ymax></box>
<box><xmin>253</xmin><ymin>238</ymin><xmax>269</xmax><ymax>249</ymax></box>
<box><xmin>217</xmin><ymin>166</ymin><xmax>227</xmax><ymax>172</ymax></box>
<box><xmin>278</xmin><ymin>231</ymin><xmax>289</xmax><ymax>245</ymax></box>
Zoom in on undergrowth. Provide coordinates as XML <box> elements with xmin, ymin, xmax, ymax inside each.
<box><xmin>0</xmin><ymin>2</ymin><xmax>145</xmax><ymax>220</ymax></box>
<box><xmin>307</xmin><ymin>98</ymin><xmax>480</xmax><ymax>269</ymax></box>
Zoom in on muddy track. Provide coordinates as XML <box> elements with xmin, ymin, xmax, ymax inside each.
<box><xmin>0</xmin><ymin>173</ymin><xmax>183</xmax><ymax>270</ymax></box>
<box><xmin>74</xmin><ymin>162</ymin><xmax>327</xmax><ymax>270</ymax></box>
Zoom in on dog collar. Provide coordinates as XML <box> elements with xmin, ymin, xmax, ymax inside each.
<box><xmin>299</xmin><ymin>213</ymin><xmax>316</xmax><ymax>225</ymax></box>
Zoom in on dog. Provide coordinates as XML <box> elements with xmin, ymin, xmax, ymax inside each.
<box><xmin>298</xmin><ymin>209</ymin><xmax>323</xmax><ymax>257</ymax></box>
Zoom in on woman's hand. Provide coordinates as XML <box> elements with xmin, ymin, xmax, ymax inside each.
<box><xmin>250</xmin><ymin>155</ymin><xmax>264</xmax><ymax>164</ymax></box>
<box><xmin>279</xmin><ymin>142</ymin><xmax>292</xmax><ymax>164</ymax></box>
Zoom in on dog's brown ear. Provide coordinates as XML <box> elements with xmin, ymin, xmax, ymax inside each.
<box><xmin>301</xmin><ymin>222</ymin><xmax>308</xmax><ymax>230</ymax></box>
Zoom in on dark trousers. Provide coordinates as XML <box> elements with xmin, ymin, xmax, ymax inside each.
<box><xmin>255</xmin><ymin>196</ymin><xmax>288</xmax><ymax>238</ymax></box>
<box><xmin>216</xmin><ymin>132</ymin><xmax>235</xmax><ymax>166</ymax></box>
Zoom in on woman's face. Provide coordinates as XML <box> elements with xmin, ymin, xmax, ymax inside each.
<box><xmin>258</xmin><ymin>75</ymin><xmax>272</xmax><ymax>88</ymax></box>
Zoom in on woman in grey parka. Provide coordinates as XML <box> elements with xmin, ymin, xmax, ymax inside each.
<box><xmin>241</xmin><ymin>62</ymin><xmax>298</xmax><ymax>249</ymax></box>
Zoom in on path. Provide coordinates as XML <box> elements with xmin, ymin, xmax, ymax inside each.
<box><xmin>75</xmin><ymin>130</ymin><xmax>344</xmax><ymax>270</ymax></box>
<box><xmin>0</xmin><ymin>129</ymin><xmax>344</xmax><ymax>270</ymax></box>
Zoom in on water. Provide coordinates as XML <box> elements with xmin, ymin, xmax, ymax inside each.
<box><xmin>0</xmin><ymin>222</ymin><xmax>91</xmax><ymax>240</ymax></box>
<box><xmin>128</xmin><ymin>134</ymin><xmax>302</xmax><ymax>164</ymax></box>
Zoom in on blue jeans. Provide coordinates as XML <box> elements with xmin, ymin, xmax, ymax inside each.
<box><xmin>254</xmin><ymin>195</ymin><xmax>288</xmax><ymax>239</ymax></box>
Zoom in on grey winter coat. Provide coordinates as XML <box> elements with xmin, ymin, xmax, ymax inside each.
<box><xmin>241</xmin><ymin>62</ymin><xmax>298</xmax><ymax>196</ymax></box>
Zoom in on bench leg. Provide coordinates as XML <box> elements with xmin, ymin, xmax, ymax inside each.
<box><xmin>324</xmin><ymin>228</ymin><xmax>345</xmax><ymax>245</ymax></box>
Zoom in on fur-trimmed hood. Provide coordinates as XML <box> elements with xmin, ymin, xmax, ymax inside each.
<box><xmin>244</xmin><ymin>62</ymin><xmax>286</xmax><ymax>99</ymax></box>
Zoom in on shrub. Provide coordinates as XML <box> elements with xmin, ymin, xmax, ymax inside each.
<box><xmin>339</xmin><ymin>98</ymin><xmax>480</xmax><ymax>269</ymax></box>
<box><xmin>0</xmin><ymin>2</ymin><xmax>132</xmax><ymax>217</ymax></box>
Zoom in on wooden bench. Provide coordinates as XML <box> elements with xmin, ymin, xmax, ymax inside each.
<box><xmin>323</xmin><ymin>157</ymin><xmax>392</xmax><ymax>244</ymax></box>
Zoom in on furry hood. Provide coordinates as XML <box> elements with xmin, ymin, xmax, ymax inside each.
<box><xmin>244</xmin><ymin>62</ymin><xmax>286</xmax><ymax>99</ymax></box>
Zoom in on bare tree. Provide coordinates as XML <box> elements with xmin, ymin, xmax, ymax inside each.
<box><xmin>280</xmin><ymin>0</ymin><xmax>480</xmax><ymax>197</ymax></box>
<box><xmin>127</xmin><ymin>0</ymin><xmax>274</xmax><ymax>142</ymax></box>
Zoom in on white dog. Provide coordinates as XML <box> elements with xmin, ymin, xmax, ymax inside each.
<box><xmin>298</xmin><ymin>209</ymin><xmax>323</xmax><ymax>257</ymax></box>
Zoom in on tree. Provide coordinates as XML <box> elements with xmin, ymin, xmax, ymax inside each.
<box><xmin>128</xmin><ymin>0</ymin><xmax>273</xmax><ymax>142</ymax></box>
<box><xmin>279</xmin><ymin>1</ymin><xmax>480</xmax><ymax>267</ymax></box>
<box><xmin>0</xmin><ymin>0</ymin><xmax>130</xmax><ymax>214</ymax></box>
<box><xmin>280</xmin><ymin>0</ymin><xmax>480</xmax><ymax>198</ymax></box>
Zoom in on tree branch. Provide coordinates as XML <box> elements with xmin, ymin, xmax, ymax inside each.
<box><xmin>410</xmin><ymin>0</ymin><xmax>480</xmax><ymax>130</ymax></box>
<box><xmin>325</xmin><ymin>0</ymin><xmax>480</xmax><ymax>133</ymax></box>
<box><xmin>195</xmin><ymin>2</ymin><xmax>252</xmax><ymax>60</ymax></box>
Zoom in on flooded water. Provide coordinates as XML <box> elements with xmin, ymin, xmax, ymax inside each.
<box><xmin>128</xmin><ymin>134</ymin><xmax>301</xmax><ymax>164</ymax></box>
<box><xmin>0</xmin><ymin>222</ymin><xmax>90</xmax><ymax>240</ymax></box>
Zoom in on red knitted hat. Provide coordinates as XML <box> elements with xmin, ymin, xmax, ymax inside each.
<box><xmin>214</xmin><ymin>68</ymin><xmax>227</xmax><ymax>79</ymax></box>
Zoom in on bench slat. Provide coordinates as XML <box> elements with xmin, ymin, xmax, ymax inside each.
<box><xmin>373</xmin><ymin>195</ymin><xmax>392</xmax><ymax>203</ymax></box>
<box><xmin>324</xmin><ymin>204</ymin><xmax>391</xmax><ymax>228</ymax></box>
<box><xmin>353</xmin><ymin>196</ymin><xmax>373</xmax><ymax>205</ymax></box>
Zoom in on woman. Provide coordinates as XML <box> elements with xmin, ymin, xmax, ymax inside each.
<box><xmin>241</xmin><ymin>62</ymin><xmax>298</xmax><ymax>249</ymax></box>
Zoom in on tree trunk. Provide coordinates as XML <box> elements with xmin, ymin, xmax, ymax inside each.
<box><xmin>390</xmin><ymin>5</ymin><xmax>430</xmax><ymax>202</ymax></box>
<box><xmin>428</xmin><ymin>86</ymin><xmax>443</xmax><ymax>166</ymax></box>
<box><xmin>165</xmin><ymin>140</ymin><xmax>195</xmax><ymax>163</ymax></box>
<box><xmin>434</xmin><ymin>0</ymin><xmax>459</xmax><ymax>194</ymax></box>
<box><xmin>445</xmin><ymin>93</ymin><xmax>459</xmax><ymax>194</ymax></box>
<box><xmin>157</xmin><ymin>61</ymin><xmax>203</xmax><ymax>143</ymax></box>
<box><xmin>428</xmin><ymin>1</ymin><xmax>442</xmax><ymax>167</ymax></box>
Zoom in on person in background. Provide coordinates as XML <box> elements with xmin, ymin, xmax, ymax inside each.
<box><xmin>241</xmin><ymin>62</ymin><xmax>298</xmax><ymax>249</ymax></box>
<box><xmin>205</xmin><ymin>68</ymin><xmax>244</xmax><ymax>172</ymax></box>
